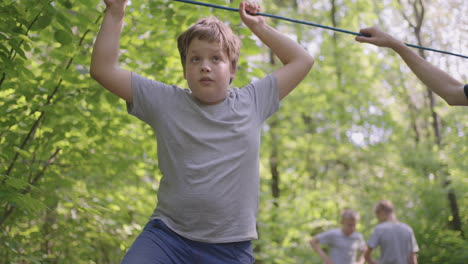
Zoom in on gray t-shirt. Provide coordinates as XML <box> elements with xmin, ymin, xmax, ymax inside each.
<box><xmin>316</xmin><ymin>228</ymin><xmax>366</xmax><ymax>264</ymax></box>
<box><xmin>368</xmin><ymin>221</ymin><xmax>419</xmax><ymax>264</ymax></box>
<box><xmin>127</xmin><ymin>73</ymin><xmax>279</xmax><ymax>243</ymax></box>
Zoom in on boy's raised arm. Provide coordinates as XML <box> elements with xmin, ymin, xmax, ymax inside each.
<box><xmin>355</xmin><ymin>27</ymin><xmax>467</xmax><ymax>106</ymax></box>
<box><xmin>239</xmin><ymin>2</ymin><xmax>314</xmax><ymax>100</ymax></box>
<box><xmin>90</xmin><ymin>0</ymin><xmax>132</xmax><ymax>103</ymax></box>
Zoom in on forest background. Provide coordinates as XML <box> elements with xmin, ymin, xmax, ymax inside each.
<box><xmin>1</xmin><ymin>0</ymin><xmax>467</xmax><ymax>263</ymax></box>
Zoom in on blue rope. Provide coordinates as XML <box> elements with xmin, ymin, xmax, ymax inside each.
<box><xmin>173</xmin><ymin>0</ymin><xmax>468</xmax><ymax>59</ymax></box>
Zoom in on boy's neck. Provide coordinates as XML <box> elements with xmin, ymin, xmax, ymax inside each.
<box><xmin>192</xmin><ymin>93</ymin><xmax>227</xmax><ymax>105</ymax></box>
<box><xmin>380</xmin><ymin>214</ymin><xmax>397</xmax><ymax>223</ymax></box>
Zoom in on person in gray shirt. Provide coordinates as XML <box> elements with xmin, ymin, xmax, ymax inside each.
<box><xmin>90</xmin><ymin>0</ymin><xmax>314</xmax><ymax>262</ymax></box>
<box><xmin>310</xmin><ymin>209</ymin><xmax>366</xmax><ymax>264</ymax></box>
<box><xmin>365</xmin><ymin>200</ymin><xmax>419</xmax><ymax>264</ymax></box>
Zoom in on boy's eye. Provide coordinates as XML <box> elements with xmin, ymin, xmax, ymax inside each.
<box><xmin>191</xmin><ymin>57</ymin><xmax>200</xmax><ymax>62</ymax></box>
<box><xmin>213</xmin><ymin>56</ymin><xmax>221</xmax><ymax>62</ymax></box>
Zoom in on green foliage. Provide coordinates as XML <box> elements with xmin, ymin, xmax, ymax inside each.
<box><xmin>1</xmin><ymin>0</ymin><xmax>466</xmax><ymax>263</ymax></box>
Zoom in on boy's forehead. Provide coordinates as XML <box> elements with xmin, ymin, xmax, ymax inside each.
<box><xmin>342</xmin><ymin>217</ymin><xmax>357</xmax><ymax>224</ymax></box>
<box><xmin>188</xmin><ymin>39</ymin><xmax>225</xmax><ymax>53</ymax></box>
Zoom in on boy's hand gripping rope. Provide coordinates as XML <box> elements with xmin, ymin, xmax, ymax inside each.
<box><xmin>173</xmin><ymin>0</ymin><xmax>468</xmax><ymax>59</ymax></box>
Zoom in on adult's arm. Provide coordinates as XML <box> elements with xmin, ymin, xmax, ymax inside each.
<box><xmin>356</xmin><ymin>27</ymin><xmax>467</xmax><ymax>106</ymax></box>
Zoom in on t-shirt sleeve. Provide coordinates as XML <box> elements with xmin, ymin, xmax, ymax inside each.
<box><xmin>316</xmin><ymin>230</ymin><xmax>333</xmax><ymax>245</ymax></box>
<box><xmin>242</xmin><ymin>74</ymin><xmax>280</xmax><ymax>122</ymax></box>
<box><xmin>126</xmin><ymin>72</ymin><xmax>177</xmax><ymax>125</ymax></box>
<box><xmin>367</xmin><ymin>228</ymin><xmax>379</xmax><ymax>249</ymax></box>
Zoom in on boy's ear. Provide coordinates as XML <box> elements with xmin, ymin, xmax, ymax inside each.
<box><xmin>229</xmin><ymin>67</ymin><xmax>237</xmax><ymax>84</ymax></box>
<box><xmin>230</xmin><ymin>65</ymin><xmax>237</xmax><ymax>79</ymax></box>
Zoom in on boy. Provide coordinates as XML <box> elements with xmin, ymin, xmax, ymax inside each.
<box><xmin>309</xmin><ymin>209</ymin><xmax>366</xmax><ymax>264</ymax></box>
<box><xmin>365</xmin><ymin>200</ymin><xmax>419</xmax><ymax>264</ymax></box>
<box><xmin>355</xmin><ymin>27</ymin><xmax>468</xmax><ymax>106</ymax></box>
<box><xmin>90</xmin><ymin>0</ymin><xmax>314</xmax><ymax>263</ymax></box>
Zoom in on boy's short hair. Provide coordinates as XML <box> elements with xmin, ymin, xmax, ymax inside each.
<box><xmin>177</xmin><ymin>16</ymin><xmax>241</xmax><ymax>73</ymax></box>
<box><xmin>341</xmin><ymin>208</ymin><xmax>360</xmax><ymax>221</ymax></box>
<box><xmin>374</xmin><ymin>200</ymin><xmax>394</xmax><ymax>215</ymax></box>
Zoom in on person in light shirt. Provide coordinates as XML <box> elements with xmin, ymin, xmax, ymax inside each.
<box><xmin>364</xmin><ymin>200</ymin><xmax>419</xmax><ymax>264</ymax></box>
<box><xmin>310</xmin><ymin>209</ymin><xmax>366</xmax><ymax>264</ymax></box>
<box><xmin>90</xmin><ymin>0</ymin><xmax>314</xmax><ymax>263</ymax></box>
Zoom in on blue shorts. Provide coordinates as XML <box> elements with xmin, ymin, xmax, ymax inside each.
<box><xmin>121</xmin><ymin>219</ymin><xmax>254</xmax><ymax>264</ymax></box>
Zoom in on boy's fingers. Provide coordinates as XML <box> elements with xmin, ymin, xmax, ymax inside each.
<box><xmin>241</xmin><ymin>1</ymin><xmax>261</xmax><ymax>14</ymax></box>
<box><xmin>246</xmin><ymin>3</ymin><xmax>256</xmax><ymax>14</ymax></box>
<box><xmin>239</xmin><ymin>2</ymin><xmax>253</xmax><ymax>21</ymax></box>
<box><xmin>251</xmin><ymin>2</ymin><xmax>260</xmax><ymax>11</ymax></box>
<box><xmin>240</xmin><ymin>2</ymin><xmax>256</xmax><ymax>17</ymax></box>
<box><xmin>239</xmin><ymin>2</ymin><xmax>247</xmax><ymax>15</ymax></box>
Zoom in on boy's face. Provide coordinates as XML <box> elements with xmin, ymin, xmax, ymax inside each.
<box><xmin>184</xmin><ymin>38</ymin><xmax>236</xmax><ymax>105</ymax></box>
<box><xmin>341</xmin><ymin>218</ymin><xmax>357</xmax><ymax>236</ymax></box>
<box><xmin>376</xmin><ymin>210</ymin><xmax>387</xmax><ymax>222</ymax></box>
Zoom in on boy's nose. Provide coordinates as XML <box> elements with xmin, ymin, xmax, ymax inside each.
<box><xmin>201</xmin><ymin>62</ymin><xmax>211</xmax><ymax>72</ymax></box>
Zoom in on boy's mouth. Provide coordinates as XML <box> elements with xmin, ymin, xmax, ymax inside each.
<box><xmin>199</xmin><ymin>77</ymin><xmax>214</xmax><ymax>84</ymax></box>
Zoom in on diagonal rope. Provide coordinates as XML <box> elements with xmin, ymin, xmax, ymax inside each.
<box><xmin>173</xmin><ymin>0</ymin><xmax>468</xmax><ymax>59</ymax></box>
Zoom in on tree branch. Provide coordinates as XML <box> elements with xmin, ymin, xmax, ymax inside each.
<box><xmin>0</xmin><ymin>148</ymin><xmax>61</xmax><ymax>227</ymax></box>
<box><xmin>0</xmin><ymin>0</ymin><xmax>53</xmax><ymax>88</ymax></box>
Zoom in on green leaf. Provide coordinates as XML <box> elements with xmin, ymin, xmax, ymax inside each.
<box><xmin>55</xmin><ymin>12</ymin><xmax>72</xmax><ymax>28</ymax></box>
<box><xmin>13</xmin><ymin>146</ymin><xmax>31</xmax><ymax>158</ymax></box>
<box><xmin>61</xmin><ymin>0</ymin><xmax>73</xmax><ymax>9</ymax></box>
<box><xmin>81</xmin><ymin>0</ymin><xmax>100</xmax><ymax>7</ymax></box>
<box><xmin>30</xmin><ymin>13</ymin><xmax>54</xmax><ymax>31</ymax></box>
<box><xmin>5</xmin><ymin>177</ymin><xmax>30</xmax><ymax>190</ymax></box>
<box><xmin>54</xmin><ymin>29</ymin><xmax>73</xmax><ymax>45</ymax></box>
<box><xmin>0</xmin><ymin>31</ymin><xmax>9</xmax><ymax>40</ymax></box>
